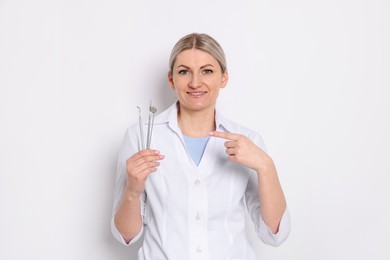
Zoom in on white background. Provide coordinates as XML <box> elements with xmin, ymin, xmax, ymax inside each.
<box><xmin>1</xmin><ymin>0</ymin><xmax>389</xmax><ymax>259</ymax></box>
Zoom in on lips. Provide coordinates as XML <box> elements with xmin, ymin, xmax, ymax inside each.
<box><xmin>187</xmin><ymin>91</ymin><xmax>207</xmax><ymax>96</ymax></box>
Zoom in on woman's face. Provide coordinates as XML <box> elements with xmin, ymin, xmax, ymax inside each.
<box><xmin>168</xmin><ymin>49</ymin><xmax>228</xmax><ymax>114</ymax></box>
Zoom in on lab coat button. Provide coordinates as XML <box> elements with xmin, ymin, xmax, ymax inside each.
<box><xmin>194</xmin><ymin>179</ymin><xmax>200</xmax><ymax>185</ymax></box>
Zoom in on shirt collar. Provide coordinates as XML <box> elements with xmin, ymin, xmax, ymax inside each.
<box><xmin>215</xmin><ymin>107</ymin><xmax>235</xmax><ymax>133</ymax></box>
<box><xmin>153</xmin><ymin>101</ymin><xmax>235</xmax><ymax>133</ymax></box>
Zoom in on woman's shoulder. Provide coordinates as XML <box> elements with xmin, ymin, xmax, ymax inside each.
<box><xmin>217</xmin><ymin>113</ymin><xmax>267</xmax><ymax>150</ymax></box>
<box><xmin>124</xmin><ymin>122</ymin><xmax>140</xmax><ymax>135</ymax></box>
<box><xmin>217</xmin><ymin>113</ymin><xmax>261</xmax><ymax>137</ymax></box>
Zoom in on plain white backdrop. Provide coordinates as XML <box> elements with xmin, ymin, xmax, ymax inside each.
<box><xmin>1</xmin><ymin>0</ymin><xmax>389</xmax><ymax>259</ymax></box>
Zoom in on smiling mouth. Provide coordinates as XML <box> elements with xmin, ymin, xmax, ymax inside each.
<box><xmin>187</xmin><ymin>91</ymin><xmax>207</xmax><ymax>96</ymax></box>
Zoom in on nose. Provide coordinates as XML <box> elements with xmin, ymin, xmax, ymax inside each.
<box><xmin>189</xmin><ymin>74</ymin><xmax>202</xmax><ymax>89</ymax></box>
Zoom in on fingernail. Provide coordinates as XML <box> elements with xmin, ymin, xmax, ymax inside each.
<box><xmin>208</xmin><ymin>132</ymin><xmax>214</xmax><ymax>136</ymax></box>
<box><xmin>154</xmin><ymin>150</ymin><xmax>160</xmax><ymax>154</ymax></box>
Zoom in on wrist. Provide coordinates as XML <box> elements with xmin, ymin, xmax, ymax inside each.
<box><xmin>255</xmin><ymin>158</ymin><xmax>276</xmax><ymax>176</ymax></box>
<box><xmin>123</xmin><ymin>188</ymin><xmax>142</xmax><ymax>201</ymax></box>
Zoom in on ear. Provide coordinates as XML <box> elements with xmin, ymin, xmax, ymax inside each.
<box><xmin>168</xmin><ymin>71</ymin><xmax>175</xmax><ymax>90</ymax></box>
<box><xmin>220</xmin><ymin>70</ymin><xmax>229</xmax><ymax>89</ymax></box>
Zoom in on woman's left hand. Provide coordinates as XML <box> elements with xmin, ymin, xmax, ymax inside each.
<box><xmin>209</xmin><ymin>131</ymin><xmax>274</xmax><ymax>173</ymax></box>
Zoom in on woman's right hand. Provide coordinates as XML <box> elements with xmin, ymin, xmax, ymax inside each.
<box><xmin>125</xmin><ymin>149</ymin><xmax>164</xmax><ymax>198</ymax></box>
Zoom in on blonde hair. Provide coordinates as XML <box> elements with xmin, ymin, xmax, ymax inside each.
<box><xmin>169</xmin><ymin>33</ymin><xmax>227</xmax><ymax>73</ymax></box>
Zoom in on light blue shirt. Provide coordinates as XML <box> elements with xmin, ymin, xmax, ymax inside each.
<box><xmin>183</xmin><ymin>135</ymin><xmax>210</xmax><ymax>166</ymax></box>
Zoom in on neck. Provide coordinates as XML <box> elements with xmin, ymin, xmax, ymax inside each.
<box><xmin>177</xmin><ymin>105</ymin><xmax>216</xmax><ymax>138</ymax></box>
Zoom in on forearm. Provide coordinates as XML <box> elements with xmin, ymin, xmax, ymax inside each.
<box><xmin>114</xmin><ymin>189</ymin><xmax>143</xmax><ymax>244</ymax></box>
<box><xmin>256</xmin><ymin>161</ymin><xmax>287</xmax><ymax>234</ymax></box>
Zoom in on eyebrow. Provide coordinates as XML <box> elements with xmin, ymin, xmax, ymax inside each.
<box><xmin>175</xmin><ymin>64</ymin><xmax>215</xmax><ymax>69</ymax></box>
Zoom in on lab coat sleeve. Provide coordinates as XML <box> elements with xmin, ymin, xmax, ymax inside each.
<box><xmin>111</xmin><ymin>125</ymin><xmax>146</xmax><ymax>246</ymax></box>
<box><xmin>245</xmin><ymin>132</ymin><xmax>291</xmax><ymax>247</ymax></box>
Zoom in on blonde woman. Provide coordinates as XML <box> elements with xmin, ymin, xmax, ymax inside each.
<box><xmin>112</xmin><ymin>33</ymin><xmax>290</xmax><ymax>259</ymax></box>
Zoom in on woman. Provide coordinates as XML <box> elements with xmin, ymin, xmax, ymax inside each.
<box><xmin>112</xmin><ymin>33</ymin><xmax>291</xmax><ymax>259</ymax></box>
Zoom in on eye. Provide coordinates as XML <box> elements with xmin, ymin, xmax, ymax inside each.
<box><xmin>203</xmin><ymin>69</ymin><xmax>213</xmax><ymax>74</ymax></box>
<box><xmin>178</xmin><ymin>69</ymin><xmax>189</xmax><ymax>75</ymax></box>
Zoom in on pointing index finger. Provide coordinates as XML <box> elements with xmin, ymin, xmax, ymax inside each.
<box><xmin>209</xmin><ymin>131</ymin><xmax>239</xmax><ymax>140</ymax></box>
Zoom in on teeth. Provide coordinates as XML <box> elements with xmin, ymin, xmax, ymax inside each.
<box><xmin>188</xmin><ymin>92</ymin><xmax>206</xmax><ymax>96</ymax></box>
